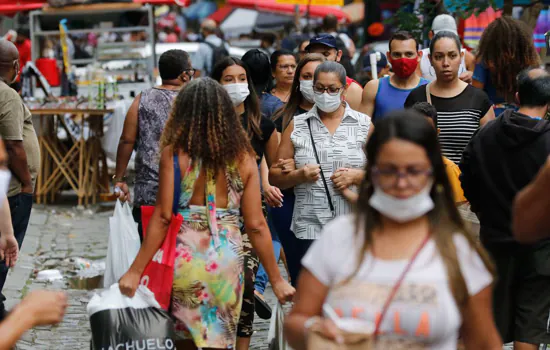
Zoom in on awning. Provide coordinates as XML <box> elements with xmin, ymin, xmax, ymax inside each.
<box><xmin>0</xmin><ymin>0</ymin><xmax>45</xmax><ymax>15</ymax></box>
<box><xmin>133</xmin><ymin>0</ymin><xmax>191</xmax><ymax>6</ymax></box>
<box><xmin>219</xmin><ymin>7</ymin><xmax>293</xmax><ymax>36</ymax></box>
<box><xmin>226</xmin><ymin>0</ymin><xmax>350</xmax><ymax>22</ymax></box>
<box><xmin>209</xmin><ymin>5</ymin><xmax>235</xmax><ymax>23</ymax></box>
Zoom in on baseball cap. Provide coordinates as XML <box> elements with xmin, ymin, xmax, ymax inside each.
<box><xmin>431</xmin><ymin>14</ymin><xmax>458</xmax><ymax>35</ymax></box>
<box><xmin>362</xmin><ymin>52</ymin><xmax>388</xmax><ymax>72</ymax></box>
<box><xmin>305</xmin><ymin>34</ymin><xmax>337</xmax><ymax>51</ymax></box>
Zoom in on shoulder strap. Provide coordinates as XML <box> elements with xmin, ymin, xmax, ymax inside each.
<box><xmin>425</xmin><ymin>82</ymin><xmax>432</xmax><ymax>105</ymax></box>
<box><xmin>173</xmin><ymin>154</ymin><xmax>181</xmax><ymax>214</ymax></box>
<box><xmin>306</xmin><ymin>118</ymin><xmax>335</xmax><ymax>215</ymax></box>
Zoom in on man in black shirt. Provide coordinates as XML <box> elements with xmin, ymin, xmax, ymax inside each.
<box><xmin>460</xmin><ymin>68</ymin><xmax>550</xmax><ymax>349</ymax></box>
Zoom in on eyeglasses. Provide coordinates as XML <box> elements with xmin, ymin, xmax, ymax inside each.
<box><xmin>183</xmin><ymin>69</ymin><xmax>196</xmax><ymax>77</ymax></box>
<box><xmin>372</xmin><ymin>166</ymin><xmax>433</xmax><ymax>190</ymax></box>
<box><xmin>313</xmin><ymin>86</ymin><xmax>344</xmax><ymax>96</ymax></box>
<box><xmin>277</xmin><ymin>64</ymin><xmax>297</xmax><ymax>71</ymax></box>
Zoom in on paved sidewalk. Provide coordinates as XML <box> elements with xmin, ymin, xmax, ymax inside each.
<box><xmin>6</xmin><ymin>204</ymin><xmax>278</xmax><ymax>349</ymax></box>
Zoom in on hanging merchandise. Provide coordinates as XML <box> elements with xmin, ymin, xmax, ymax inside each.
<box><xmin>534</xmin><ymin>8</ymin><xmax>549</xmax><ymax>52</ymax></box>
<box><xmin>463</xmin><ymin>8</ymin><xmax>502</xmax><ymax>49</ymax></box>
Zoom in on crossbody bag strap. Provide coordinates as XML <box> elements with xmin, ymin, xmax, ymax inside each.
<box><xmin>425</xmin><ymin>82</ymin><xmax>432</xmax><ymax>105</ymax></box>
<box><xmin>306</xmin><ymin>118</ymin><xmax>335</xmax><ymax>215</ymax></box>
<box><xmin>373</xmin><ymin>234</ymin><xmax>431</xmax><ymax>339</ymax></box>
<box><xmin>172</xmin><ymin>154</ymin><xmax>182</xmax><ymax>215</ymax></box>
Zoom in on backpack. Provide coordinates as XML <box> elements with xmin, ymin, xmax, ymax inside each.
<box><xmin>204</xmin><ymin>41</ymin><xmax>230</xmax><ymax>74</ymax></box>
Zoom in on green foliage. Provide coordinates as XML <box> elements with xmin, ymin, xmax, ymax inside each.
<box><xmin>386</xmin><ymin>0</ymin><xmax>499</xmax><ymax>42</ymax></box>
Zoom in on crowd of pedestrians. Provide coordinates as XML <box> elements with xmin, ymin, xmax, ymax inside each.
<box><xmin>0</xmin><ymin>10</ymin><xmax>549</xmax><ymax>350</ymax></box>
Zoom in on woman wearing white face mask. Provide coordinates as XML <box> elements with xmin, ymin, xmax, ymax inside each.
<box><xmin>269</xmin><ymin>54</ymin><xmax>326</xmax><ymax>287</ymax></box>
<box><xmin>211</xmin><ymin>58</ymin><xmax>294</xmax><ymax>350</ymax></box>
<box><xmin>270</xmin><ymin>61</ymin><xmax>373</xmax><ymax>282</ymax></box>
<box><xmin>285</xmin><ymin>111</ymin><xmax>502</xmax><ymax>350</ymax></box>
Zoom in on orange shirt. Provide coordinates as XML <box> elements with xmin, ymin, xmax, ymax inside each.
<box><xmin>443</xmin><ymin>156</ymin><xmax>467</xmax><ymax>204</ymax></box>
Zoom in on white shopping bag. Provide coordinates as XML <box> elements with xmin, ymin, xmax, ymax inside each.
<box><xmin>103</xmin><ymin>200</ymin><xmax>141</xmax><ymax>288</ymax></box>
<box><xmin>268</xmin><ymin>303</ymin><xmax>293</xmax><ymax>350</ymax></box>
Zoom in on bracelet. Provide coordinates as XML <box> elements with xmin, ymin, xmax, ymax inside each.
<box><xmin>304</xmin><ymin>316</ymin><xmax>321</xmax><ymax>332</ymax></box>
<box><xmin>112</xmin><ymin>175</ymin><xmax>127</xmax><ymax>184</ymax></box>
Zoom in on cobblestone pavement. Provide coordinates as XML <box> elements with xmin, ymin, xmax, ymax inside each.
<box><xmin>3</xmin><ymin>203</ymin><xmax>539</xmax><ymax>350</ymax></box>
<box><xmin>7</xmin><ymin>203</ymin><xmax>279</xmax><ymax>350</ymax></box>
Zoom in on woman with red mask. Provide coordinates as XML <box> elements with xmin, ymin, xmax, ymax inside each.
<box><xmin>404</xmin><ymin>31</ymin><xmax>495</xmax><ymax>165</ymax></box>
<box><xmin>359</xmin><ymin>31</ymin><xmax>429</xmax><ymax>122</ymax></box>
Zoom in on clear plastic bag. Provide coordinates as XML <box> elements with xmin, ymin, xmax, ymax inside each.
<box><xmin>103</xmin><ymin>200</ymin><xmax>140</xmax><ymax>288</ymax></box>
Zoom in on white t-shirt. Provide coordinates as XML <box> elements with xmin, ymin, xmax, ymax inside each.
<box><xmin>420</xmin><ymin>48</ymin><xmax>467</xmax><ymax>82</ymax></box>
<box><xmin>302</xmin><ymin>215</ymin><xmax>492</xmax><ymax>349</ymax></box>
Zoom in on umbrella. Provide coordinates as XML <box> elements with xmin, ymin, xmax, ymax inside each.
<box><xmin>227</xmin><ymin>0</ymin><xmax>350</xmax><ymax>22</ymax></box>
<box><xmin>184</xmin><ymin>1</ymin><xmax>218</xmax><ymax>20</ymax></box>
<box><xmin>219</xmin><ymin>8</ymin><xmax>294</xmax><ymax>37</ymax></box>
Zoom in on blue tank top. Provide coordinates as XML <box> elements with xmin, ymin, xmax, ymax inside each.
<box><xmin>373</xmin><ymin>77</ymin><xmax>429</xmax><ymax>121</ymax></box>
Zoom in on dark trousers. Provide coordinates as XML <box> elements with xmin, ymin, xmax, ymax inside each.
<box><xmin>0</xmin><ymin>193</ymin><xmax>33</xmax><ymax>318</ymax></box>
<box><xmin>270</xmin><ymin>191</ymin><xmax>314</xmax><ymax>286</ymax></box>
<box><xmin>132</xmin><ymin>206</ymin><xmax>143</xmax><ymax>242</ymax></box>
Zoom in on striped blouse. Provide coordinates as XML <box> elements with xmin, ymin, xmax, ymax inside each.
<box><xmin>290</xmin><ymin>104</ymin><xmax>371</xmax><ymax>240</ymax></box>
<box><xmin>405</xmin><ymin>84</ymin><xmax>492</xmax><ymax>164</ymax></box>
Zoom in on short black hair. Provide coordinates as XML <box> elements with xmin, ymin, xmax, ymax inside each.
<box><xmin>389</xmin><ymin>31</ymin><xmax>419</xmax><ymax>51</ymax></box>
<box><xmin>411</xmin><ymin>102</ymin><xmax>438</xmax><ymax>128</ymax></box>
<box><xmin>158</xmin><ymin>49</ymin><xmax>190</xmax><ymax>80</ymax></box>
<box><xmin>270</xmin><ymin>49</ymin><xmax>295</xmax><ymax>72</ymax></box>
<box><xmin>323</xmin><ymin>14</ymin><xmax>338</xmax><ymax>31</ymax></box>
<box><xmin>517</xmin><ymin>68</ymin><xmax>550</xmax><ymax>107</ymax></box>
<box><xmin>242</xmin><ymin>49</ymin><xmax>271</xmax><ymax>95</ymax></box>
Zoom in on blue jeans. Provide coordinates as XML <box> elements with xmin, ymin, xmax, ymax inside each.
<box><xmin>0</xmin><ymin>193</ymin><xmax>33</xmax><ymax>319</ymax></box>
<box><xmin>254</xmin><ymin>205</ymin><xmax>281</xmax><ymax>294</ymax></box>
<box><xmin>266</xmin><ymin>190</ymin><xmax>313</xmax><ymax>286</ymax></box>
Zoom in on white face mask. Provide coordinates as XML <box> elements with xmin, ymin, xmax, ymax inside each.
<box><xmin>299</xmin><ymin>80</ymin><xmax>315</xmax><ymax>103</ymax></box>
<box><xmin>368</xmin><ymin>181</ymin><xmax>434</xmax><ymax>223</ymax></box>
<box><xmin>224</xmin><ymin>83</ymin><xmax>250</xmax><ymax>107</ymax></box>
<box><xmin>314</xmin><ymin>91</ymin><xmax>342</xmax><ymax>113</ymax></box>
<box><xmin>0</xmin><ymin>170</ymin><xmax>11</xmax><ymax>205</ymax></box>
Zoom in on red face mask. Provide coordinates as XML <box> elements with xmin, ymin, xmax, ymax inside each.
<box><xmin>389</xmin><ymin>57</ymin><xmax>419</xmax><ymax>78</ymax></box>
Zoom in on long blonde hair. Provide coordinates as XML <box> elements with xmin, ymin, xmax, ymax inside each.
<box><xmin>350</xmin><ymin>111</ymin><xmax>495</xmax><ymax>309</ymax></box>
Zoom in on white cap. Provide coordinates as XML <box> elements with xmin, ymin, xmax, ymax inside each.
<box><xmin>432</xmin><ymin>14</ymin><xmax>458</xmax><ymax>35</ymax></box>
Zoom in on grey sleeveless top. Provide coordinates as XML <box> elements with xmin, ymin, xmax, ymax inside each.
<box><xmin>134</xmin><ymin>87</ymin><xmax>179</xmax><ymax>206</ymax></box>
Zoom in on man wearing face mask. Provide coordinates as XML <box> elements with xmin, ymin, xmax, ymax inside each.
<box><xmin>0</xmin><ymin>39</ymin><xmax>39</xmax><ymax>321</ymax></box>
<box><xmin>460</xmin><ymin>68</ymin><xmax>550</xmax><ymax>350</ymax></box>
<box><xmin>359</xmin><ymin>31</ymin><xmax>428</xmax><ymax>121</ymax></box>
<box><xmin>305</xmin><ymin>34</ymin><xmax>363</xmax><ymax>111</ymax></box>
<box><xmin>114</xmin><ymin>49</ymin><xmax>193</xmax><ymax>240</ymax></box>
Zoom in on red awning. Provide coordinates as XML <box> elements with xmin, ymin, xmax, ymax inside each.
<box><xmin>0</xmin><ymin>0</ymin><xmax>45</xmax><ymax>15</ymax></box>
<box><xmin>209</xmin><ymin>5</ymin><xmax>235</xmax><ymax>23</ymax></box>
<box><xmin>226</xmin><ymin>0</ymin><xmax>350</xmax><ymax>22</ymax></box>
<box><xmin>133</xmin><ymin>0</ymin><xmax>190</xmax><ymax>6</ymax></box>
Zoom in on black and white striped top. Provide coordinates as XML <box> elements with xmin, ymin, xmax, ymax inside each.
<box><xmin>405</xmin><ymin>84</ymin><xmax>492</xmax><ymax>164</ymax></box>
<box><xmin>290</xmin><ymin>104</ymin><xmax>371</xmax><ymax>240</ymax></box>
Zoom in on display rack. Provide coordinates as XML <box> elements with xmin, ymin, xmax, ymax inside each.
<box><xmin>29</xmin><ymin>3</ymin><xmax>156</xmax><ymax>82</ymax></box>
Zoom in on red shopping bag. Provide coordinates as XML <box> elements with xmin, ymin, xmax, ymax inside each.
<box><xmin>140</xmin><ymin>206</ymin><xmax>183</xmax><ymax>310</ymax></box>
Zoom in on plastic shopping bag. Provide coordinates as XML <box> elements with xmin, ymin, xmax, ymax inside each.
<box><xmin>88</xmin><ymin>284</ymin><xmax>176</xmax><ymax>350</ymax></box>
<box><xmin>103</xmin><ymin>200</ymin><xmax>141</xmax><ymax>288</ymax></box>
<box><xmin>268</xmin><ymin>303</ymin><xmax>293</xmax><ymax>350</ymax></box>
<box><xmin>139</xmin><ymin>206</ymin><xmax>183</xmax><ymax>310</ymax></box>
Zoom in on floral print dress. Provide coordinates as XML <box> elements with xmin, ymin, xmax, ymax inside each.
<box><xmin>171</xmin><ymin>159</ymin><xmax>244</xmax><ymax>349</ymax></box>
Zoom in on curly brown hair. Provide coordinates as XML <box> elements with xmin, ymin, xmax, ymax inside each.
<box><xmin>476</xmin><ymin>16</ymin><xmax>540</xmax><ymax>102</ymax></box>
<box><xmin>161</xmin><ymin>77</ymin><xmax>254</xmax><ymax>172</ymax></box>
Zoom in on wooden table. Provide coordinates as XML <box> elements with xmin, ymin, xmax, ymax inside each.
<box><xmin>30</xmin><ymin>108</ymin><xmax>113</xmax><ymax>206</ymax></box>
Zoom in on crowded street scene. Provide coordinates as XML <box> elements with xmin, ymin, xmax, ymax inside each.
<box><xmin>1</xmin><ymin>0</ymin><xmax>550</xmax><ymax>349</ymax></box>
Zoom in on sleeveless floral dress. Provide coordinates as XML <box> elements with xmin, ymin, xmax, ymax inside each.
<box><xmin>171</xmin><ymin>159</ymin><xmax>244</xmax><ymax>349</ymax></box>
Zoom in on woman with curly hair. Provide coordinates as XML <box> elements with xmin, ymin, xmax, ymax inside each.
<box><xmin>473</xmin><ymin>16</ymin><xmax>540</xmax><ymax>116</ymax></box>
<box><xmin>118</xmin><ymin>78</ymin><xmax>294</xmax><ymax>350</ymax></box>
